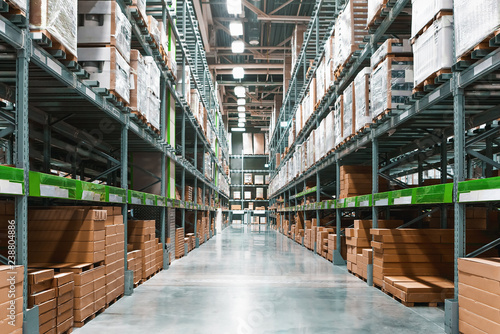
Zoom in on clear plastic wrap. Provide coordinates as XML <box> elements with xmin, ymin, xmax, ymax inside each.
<box><xmin>315</xmin><ymin>124</ymin><xmax>322</xmax><ymax>162</ymax></box>
<box><xmin>130</xmin><ymin>49</ymin><xmax>148</xmax><ymax>115</ymax></box>
<box><xmin>413</xmin><ymin>15</ymin><xmax>454</xmax><ymax>87</ymax></box>
<box><xmin>370</xmin><ymin>39</ymin><xmax>411</xmax><ymax>69</ymax></box>
<box><xmin>354</xmin><ymin>67</ymin><xmax>372</xmax><ymax>131</ymax></box>
<box><xmin>334</xmin><ymin>95</ymin><xmax>343</xmax><ymax>147</ymax></box>
<box><xmin>309</xmin><ymin>130</ymin><xmax>316</xmax><ymax>167</ymax></box>
<box><xmin>131</xmin><ymin>0</ymin><xmax>146</xmax><ymax>22</ymax></box>
<box><xmin>316</xmin><ymin>58</ymin><xmax>325</xmax><ymax>104</ymax></box>
<box><xmin>79</xmin><ymin>47</ymin><xmax>131</xmax><ymax>103</ymax></box>
<box><xmin>302</xmin><ymin>94</ymin><xmax>310</xmax><ymax>129</ymax></box>
<box><xmin>411</xmin><ymin>0</ymin><xmax>453</xmax><ymax>39</ymax></box>
<box><xmin>176</xmin><ymin>64</ymin><xmax>191</xmax><ymax>102</ymax></box>
<box><xmin>147</xmin><ymin>15</ymin><xmax>161</xmax><ymax>46</ymax></box>
<box><xmin>147</xmin><ymin>91</ymin><xmax>161</xmax><ymax>130</ymax></box>
<box><xmin>31</xmin><ymin>0</ymin><xmax>78</xmax><ymax>57</ymax></box>
<box><xmin>367</xmin><ymin>0</ymin><xmax>384</xmax><ymax>27</ymax></box>
<box><xmin>9</xmin><ymin>0</ymin><xmax>26</xmax><ymax>11</ymax></box>
<box><xmin>309</xmin><ymin>78</ymin><xmax>317</xmax><ymax>116</ymax></box>
<box><xmin>454</xmin><ymin>0</ymin><xmax>500</xmax><ymax>59</ymax></box>
<box><xmin>145</xmin><ymin>56</ymin><xmax>161</xmax><ymax>97</ymax></box>
<box><xmin>370</xmin><ymin>57</ymin><xmax>413</xmax><ymax>118</ymax></box>
<box><xmin>343</xmin><ymin>82</ymin><xmax>355</xmax><ymax>141</ymax></box>
<box><xmin>325</xmin><ymin>111</ymin><xmax>334</xmax><ymax>153</ymax></box>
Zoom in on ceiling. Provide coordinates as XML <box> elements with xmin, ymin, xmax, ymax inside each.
<box><xmin>193</xmin><ymin>0</ymin><xmax>315</xmax><ymax>132</ymax></box>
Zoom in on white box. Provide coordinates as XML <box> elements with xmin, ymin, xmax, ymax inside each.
<box><xmin>254</xmin><ymin>175</ymin><xmax>264</xmax><ymax>185</ymax></box>
<box><xmin>413</xmin><ymin>16</ymin><xmax>454</xmax><ymax>88</ymax></box>
<box><xmin>234</xmin><ymin>191</ymin><xmax>241</xmax><ymax>200</ymax></box>
<box><xmin>343</xmin><ymin>82</ymin><xmax>355</xmax><ymax>141</ymax></box>
<box><xmin>354</xmin><ymin>67</ymin><xmax>372</xmax><ymax>131</ymax></box>
<box><xmin>145</xmin><ymin>56</ymin><xmax>161</xmax><ymax>98</ymax></box>
<box><xmin>244</xmin><ymin>191</ymin><xmax>251</xmax><ymax>200</ymax></box>
<box><xmin>256</xmin><ymin>188</ymin><xmax>264</xmax><ymax>199</ymax></box>
<box><xmin>79</xmin><ymin>47</ymin><xmax>130</xmax><ymax>103</ymax></box>
<box><xmin>78</xmin><ymin>0</ymin><xmax>132</xmax><ymax>62</ymax></box>
<box><xmin>411</xmin><ymin>0</ymin><xmax>453</xmax><ymax>39</ymax></box>
<box><xmin>244</xmin><ymin>173</ymin><xmax>253</xmax><ymax>184</ymax></box>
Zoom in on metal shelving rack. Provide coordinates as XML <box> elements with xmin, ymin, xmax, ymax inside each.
<box><xmin>267</xmin><ymin>1</ymin><xmax>500</xmax><ymax>332</ymax></box>
<box><xmin>0</xmin><ymin>0</ymin><xmax>229</xmax><ymax>329</ymax></box>
<box><xmin>229</xmin><ymin>154</ymin><xmax>270</xmax><ymax>225</ymax></box>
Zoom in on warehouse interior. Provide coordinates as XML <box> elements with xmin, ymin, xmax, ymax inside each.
<box><xmin>0</xmin><ymin>0</ymin><xmax>499</xmax><ymax>333</ymax></box>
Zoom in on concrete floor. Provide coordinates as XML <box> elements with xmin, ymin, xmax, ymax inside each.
<box><xmin>75</xmin><ymin>224</ymin><xmax>446</xmax><ymax>334</ymax></box>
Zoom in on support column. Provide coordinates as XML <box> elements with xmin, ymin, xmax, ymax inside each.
<box><xmin>121</xmin><ymin>123</ymin><xmax>133</xmax><ymax>296</ymax></box>
<box><xmin>441</xmin><ymin>135</ymin><xmax>448</xmax><ymax>229</ymax></box>
<box><xmin>194</xmin><ymin>134</ymin><xmax>199</xmax><ymax>248</ymax></box>
<box><xmin>333</xmin><ymin>160</ymin><xmax>345</xmax><ymax>265</ymax></box>
<box><xmin>368</xmin><ymin>134</ymin><xmax>379</xmax><ymax>284</ymax></box>
<box><xmin>15</xmin><ymin>44</ymin><xmax>33</xmax><ymax>331</ymax></box>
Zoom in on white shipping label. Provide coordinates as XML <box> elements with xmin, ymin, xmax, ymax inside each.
<box><xmin>394</xmin><ymin>196</ymin><xmax>412</xmax><ymax>205</ymax></box>
<box><xmin>375</xmin><ymin>198</ymin><xmax>389</xmax><ymax>206</ymax></box>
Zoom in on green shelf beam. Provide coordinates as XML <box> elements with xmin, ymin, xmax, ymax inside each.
<box><xmin>458</xmin><ymin>177</ymin><xmax>500</xmax><ymax>203</ymax></box>
<box><xmin>0</xmin><ymin>165</ymin><xmax>24</xmax><ymax>195</ymax></box>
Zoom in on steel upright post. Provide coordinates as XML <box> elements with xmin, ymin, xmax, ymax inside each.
<box><xmin>333</xmin><ymin>159</ymin><xmax>345</xmax><ymax>265</ymax></box>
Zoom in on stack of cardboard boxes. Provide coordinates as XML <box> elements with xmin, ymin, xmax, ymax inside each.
<box><xmin>339</xmin><ymin>166</ymin><xmax>388</xmax><ymax>198</ymax></box>
<box><xmin>53</xmin><ymin>272</ymin><xmax>75</xmax><ymax>333</ymax></box>
<box><xmin>28</xmin><ymin>269</ymin><xmax>57</xmax><ymax>334</ymax></box>
<box><xmin>346</xmin><ymin>220</ymin><xmax>402</xmax><ymax>280</ymax></box>
<box><xmin>104</xmin><ymin>208</ymin><xmax>125</xmax><ymax>305</ymax></box>
<box><xmin>0</xmin><ymin>265</ymin><xmax>23</xmax><ymax>334</ymax></box>
<box><xmin>126</xmin><ymin>250</ymin><xmax>143</xmax><ymax>285</ymax></box>
<box><xmin>175</xmin><ymin>228</ymin><xmax>185</xmax><ymax>259</ymax></box>
<box><xmin>127</xmin><ymin>220</ymin><xmax>160</xmax><ymax>280</ymax></box>
<box><xmin>327</xmin><ymin>234</ymin><xmax>347</xmax><ymax>262</ymax></box>
<box><xmin>458</xmin><ymin>258</ymin><xmax>500</xmax><ymax>333</ymax></box>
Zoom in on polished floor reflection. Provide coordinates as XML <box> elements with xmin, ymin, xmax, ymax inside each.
<box><xmin>75</xmin><ymin>223</ymin><xmax>445</xmax><ymax>334</ymax></box>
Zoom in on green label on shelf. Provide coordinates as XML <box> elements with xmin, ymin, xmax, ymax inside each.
<box><xmin>128</xmin><ymin>190</ymin><xmax>145</xmax><ymax>205</ymax></box>
<box><xmin>77</xmin><ymin>181</ymin><xmax>106</xmax><ymax>202</ymax></box>
<box><xmin>0</xmin><ymin>165</ymin><xmax>24</xmax><ymax>195</ymax></box>
<box><xmin>373</xmin><ymin>192</ymin><xmax>391</xmax><ymax>207</ymax></box>
<box><xmin>106</xmin><ymin>186</ymin><xmax>126</xmax><ymax>203</ymax></box>
<box><xmin>157</xmin><ymin>196</ymin><xmax>165</xmax><ymax>207</ymax></box>
<box><xmin>144</xmin><ymin>193</ymin><xmax>156</xmax><ymax>206</ymax></box>
<box><xmin>29</xmin><ymin>171</ymin><xmax>76</xmax><ymax>199</ymax></box>
<box><xmin>357</xmin><ymin>195</ymin><xmax>372</xmax><ymax>207</ymax></box>
<box><xmin>458</xmin><ymin>177</ymin><xmax>500</xmax><ymax>203</ymax></box>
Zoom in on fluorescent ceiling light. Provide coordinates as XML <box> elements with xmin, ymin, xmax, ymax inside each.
<box><xmin>232</xmin><ymin>40</ymin><xmax>245</xmax><ymax>53</ymax></box>
<box><xmin>232</xmin><ymin>128</ymin><xmax>245</xmax><ymax>132</ymax></box>
<box><xmin>227</xmin><ymin>0</ymin><xmax>242</xmax><ymax>15</ymax></box>
<box><xmin>229</xmin><ymin>22</ymin><xmax>243</xmax><ymax>36</ymax></box>
<box><xmin>280</xmin><ymin>121</ymin><xmax>288</xmax><ymax>127</ymax></box>
<box><xmin>238</xmin><ymin>122</ymin><xmax>245</xmax><ymax>127</ymax></box>
<box><xmin>233</xmin><ymin>67</ymin><xmax>244</xmax><ymax>79</ymax></box>
<box><xmin>234</xmin><ymin>85</ymin><xmax>246</xmax><ymax>97</ymax></box>
<box><xmin>238</xmin><ymin>117</ymin><xmax>246</xmax><ymax>123</ymax></box>
<box><xmin>264</xmin><ymin>164</ymin><xmax>269</xmax><ymax>168</ymax></box>
<box><xmin>237</xmin><ymin>106</ymin><xmax>245</xmax><ymax>112</ymax></box>
<box><xmin>237</xmin><ymin>98</ymin><xmax>245</xmax><ymax>106</ymax></box>
<box><xmin>238</xmin><ymin>112</ymin><xmax>246</xmax><ymax>118</ymax></box>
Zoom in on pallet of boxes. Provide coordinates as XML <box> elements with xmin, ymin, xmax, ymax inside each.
<box><xmin>175</xmin><ymin>227</ymin><xmax>185</xmax><ymax>259</ymax></box>
<box><xmin>27</xmin><ymin>207</ymin><xmax>109</xmax><ymax>328</ymax></box>
<box><xmin>0</xmin><ymin>265</ymin><xmax>24</xmax><ymax>334</ymax></box>
<box><xmin>127</xmin><ymin>220</ymin><xmax>163</xmax><ymax>284</ymax></box>
<box><xmin>103</xmin><ymin>207</ymin><xmax>125</xmax><ymax>307</ymax></box>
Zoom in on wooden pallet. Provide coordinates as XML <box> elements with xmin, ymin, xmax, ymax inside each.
<box><xmin>366</xmin><ymin>0</ymin><xmax>387</xmax><ymax>30</ymax></box>
<box><xmin>31</xmin><ymin>30</ymin><xmax>77</xmax><ymax>62</ymax></box>
<box><xmin>147</xmin><ymin>122</ymin><xmax>161</xmax><ymax>136</ymax></box>
<box><xmin>105</xmin><ymin>293</ymin><xmax>124</xmax><ymax>308</ymax></box>
<box><xmin>73</xmin><ymin>306</ymin><xmax>106</xmax><ymax>328</ymax></box>
<box><xmin>109</xmin><ymin>89</ymin><xmax>129</xmax><ymax>107</ymax></box>
<box><xmin>131</xmin><ymin>111</ymin><xmax>147</xmax><ymax>124</ymax></box>
<box><xmin>412</xmin><ymin>68</ymin><xmax>452</xmax><ymax>94</ymax></box>
<box><xmin>383</xmin><ymin>289</ymin><xmax>440</xmax><ymax>308</ymax></box>
<box><xmin>453</xmin><ymin>29</ymin><xmax>500</xmax><ymax>71</ymax></box>
<box><xmin>372</xmin><ymin>109</ymin><xmax>392</xmax><ymax>122</ymax></box>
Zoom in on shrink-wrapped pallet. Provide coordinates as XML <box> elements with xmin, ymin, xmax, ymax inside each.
<box><xmin>316</xmin><ymin>58</ymin><xmax>326</xmax><ymax>104</ymax></box>
<box><xmin>243</xmin><ymin>133</ymin><xmax>254</xmax><ymax>155</ymax></box>
<box><xmin>309</xmin><ymin>78</ymin><xmax>317</xmax><ymax>115</ymax></box>
<box><xmin>367</xmin><ymin>0</ymin><xmax>384</xmax><ymax>28</ymax></box>
<box><xmin>77</xmin><ymin>0</ymin><xmax>132</xmax><ymax>62</ymax></box>
<box><xmin>130</xmin><ymin>50</ymin><xmax>148</xmax><ymax>116</ymax></box>
<box><xmin>354</xmin><ymin>67</ymin><xmax>372</xmax><ymax>131</ymax></box>
<box><xmin>334</xmin><ymin>95</ymin><xmax>343</xmax><ymax>147</ymax></box>
<box><xmin>343</xmin><ymin>82</ymin><xmax>355</xmax><ymax>141</ymax></box>
<box><xmin>411</xmin><ymin>0</ymin><xmax>453</xmax><ymax>39</ymax></box>
<box><xmin>79</xmin><ymin>47</ymin><xmax>130</xmax><ymax>103</ymax></box>
<box><xmin>325</xmin><ymin>111</ymin><xmax>335</xmax><ymax>153</ymax></box>
<box><xmin>454</xmin><ymin>0</ymin><xmax>500</xmax><ymax>59</ymax></box>
<box><xmin>31</xmin><ymin>0</ymin><xmax>78</xmax><ymax>57</ymax></box>
<box><xmin>145</xmin><ymin>56</ymin><xmax>161</xmax><ymax>98</ymax></box>
<box><xmin>334</xmin><ymin>0</ymin><xmax>368</xmax><ymax>71</ymax></box>
<box><xmin>413</xmin><ymin>16</ymin><xmax>454</xmax><ymax>88</ymax></box>
<box><xmin>371</xmin><ymin>39</ymin><xmax>412</xmax><ymax>69</ymax></box>
<box><xmin>147</xmin><ymin>91</ymin><xmax>161</xmax><ymax>130</ymax></box>
<box><xmin>370</xmin><ymin>57</ymin><xmax>413</xmax><ymax>119</ymax></box>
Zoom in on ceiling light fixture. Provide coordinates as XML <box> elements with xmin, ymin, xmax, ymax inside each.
<box><xmin>238</xmin><ymin>112</ymin><xmax>246</xmax><ymax>118</ymax></box>
<box><xmin>232</xmin><ymin>128</ymin><xmax>245</xmax><ymax>132</ymax></box>
<box><xmin>237</xmin><ymin>106</ymin><xmax>245</xmax><ymax>112</ymax></box>
<box><xmin>229</xmin><ymin>22</ymin><xmax>243</xmax><ymax>36</ymax></box>
<box><xmin>231</xmin><ymin>40</ymin><xmax>245</xmax><ymax>53</ymax></box>
<box><xmin>237</xmin><ymin>98</ymin><xmax>245</xmax><ymax>106</ymax></box>
<box><xmin>234</xmin><ymin>85</ymin><xmax>246</xmax><ymax>97</ymax></box>
<box><xmin>238</xmin><ymin>118</ymin><xmax>246</xmax><ymax>123</ymax></box>
<box><xmin>280</xmin><ymin>121</ymin><xmax>288</xmax><ymax>127</ymax></box>
<box><xmin>238</xmin><ymin>122</ymin><xmax>245</xmax><ymax>127</ymax></box>
<box><xmin>227</xmin><ymin>0</ymin><xmax>242</xmax><ymax>15</ymax></box>
<box><xmin>232</xmin><ymin>67</ymin><xmax>244</xmax><ymax>79</ymax></box>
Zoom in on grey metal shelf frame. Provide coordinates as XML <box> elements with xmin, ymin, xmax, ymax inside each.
<box><xmin>267</xmin><ymin>1</ymin><xmax>500</xmax><ymax>333</ymax></box>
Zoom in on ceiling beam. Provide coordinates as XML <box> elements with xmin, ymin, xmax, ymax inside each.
<box><xmin>217</xmin><ymin>81</ymin><xmax>282</xmax><ymax>86</ymax></box>
<box><xmin>192</xmin><ymin>0</ymin><xmax>210</xmax><ymax>53</ymax></box>
<box><xmin>223</xmin><ymin>102</ymin><xmax>275</xmax><ymax>107</ymax></box>
<box><xmin>269</xmin><ymin>0</ymin><xmax>294</xmax><ymax>15</ymax></box>
<box><xmin>214</xmin><ymin>46</ymin><xmax>289</xmax><ymax>51</ymax></box>
<box><xmin>215</xmin><ymin>69</ymin><xmax>283</xmax><ymax>75</ymax></box>
<box><xmin>209</xmin><ymin>63</ymin><xmax>283</xmax><ymax>70</ymax></box>
<box><xmin>258</xmin><ymin>15</ymin><xmax>310</xmax><ymax>22</ymax></box>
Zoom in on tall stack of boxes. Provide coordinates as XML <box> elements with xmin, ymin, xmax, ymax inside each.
<box><xmin>345</xmin><ymin>220</ymin><xmax>402</xmax><ymax>281</ymax></box>
<box><xmin>127</xmin><ymin>250</ymin><xmax>143</xmax><ymax>285</ymax></box>
<box><xmin>0</xmin><ymin>265</ymin><xmax>23</xmax><ymax>334</ymax></box>
<box><xmin>339</xmin><ymin>165</ymin><xmax>388</xmax><ymax>198</ymax></box>
<box><xmin>127</xmin><ymin>220</ymin><xmax>159</xmax><ymax>280</ymax></box>
<box><xmin>53</xmin><ymin>272</ymin><xmax>75</xmax><ymax>333</ymax></box>
<box><xmin>28</xmin><ymin>269</ymin><xmax>57</xmax><ymax>334</ymax></box>
<box><xmin>175</xmin><ymin>228</ymin><xmax>185</xmax><ymax>259</ymax></box>
<box><xmin>458</xmin><ymin>258</ymin><xmax>500</xmax><ymax>333</ymax></box>
<box><xmin>104</xmin><ymin>208</ymin><xmax>125</xmax><ymax>305</ymax></box>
